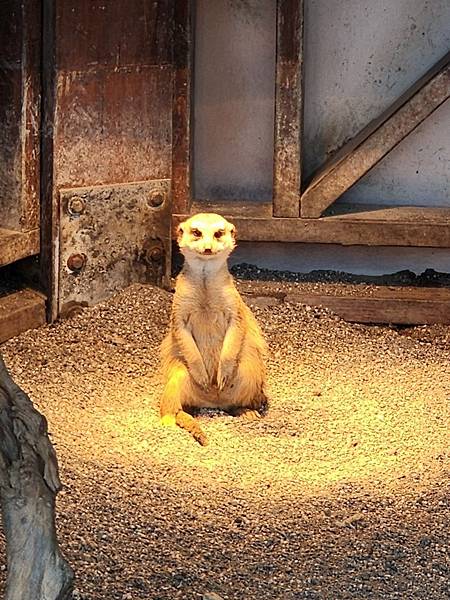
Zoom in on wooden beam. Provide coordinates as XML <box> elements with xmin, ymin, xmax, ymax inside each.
<box><xmin>173</xmin><ymin>203</ymin><xmax>450</xmax><ymax>247</ymax></box>
<box><xmin>172</xmin><ymin>0</ymin><xmax>193</xmax><ymax>214</ymax></box>
<box><xmin>0</xmin><ymin>229</ymin><xmax>39</xmax><ymax>268</ymax></box>
<box><xmin>301</xmin><ymin>51</ymin><xmax>450</xmax><ymax>218</ymax></box>
<box><xmin>273</xmin><ymin>0</ymin><xmax>303</xmax><ymax>217</ymax></box>
<box><xmin>0</xmin><ymin>289</ymin><xmax>46</xmax><ymax>343</ymax></box>
<box><xmin>284</xmin><ymin>287</ymin><xmax>450</xmax><ymax>325</ymax></box>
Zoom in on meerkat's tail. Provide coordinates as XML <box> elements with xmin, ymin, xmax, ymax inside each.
<box><xmin>176</xmin><ymin>411</ymin><xmax>209</xmax><ymax>446</ymax></box>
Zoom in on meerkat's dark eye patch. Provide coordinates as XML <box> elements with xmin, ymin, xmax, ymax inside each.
<box><xmin>214</xmin><ymin>229</ymin><xmax>225</xmax><ymax>239</ymax></box>
<box><xmin>191</xmin><ymin>228</ymin><xmax>202</xmax><ymax>238</ymax></box>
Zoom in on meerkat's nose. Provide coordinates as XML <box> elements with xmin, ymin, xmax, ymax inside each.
<box><xmin>203</xmin><ymin>248</ymin><xmax>213</xmax><ymax>255</ymax></box>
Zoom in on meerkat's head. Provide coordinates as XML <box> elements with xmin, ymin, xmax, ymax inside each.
<box><xmin>177</xmin><ymin>213</ymin><xmax>237</xmax><ymax>265</ymax></box>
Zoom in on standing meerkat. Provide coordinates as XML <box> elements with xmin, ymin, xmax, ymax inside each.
<box><xmin>160</xmin><ymin>213</ymin><xmax>268</xmax><ymax>445</ymax></box>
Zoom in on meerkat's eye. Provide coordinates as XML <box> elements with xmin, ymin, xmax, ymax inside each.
<box><xmin>191</xmin><ymin>228</ymin><xmax>202</xmax><ymax>238</ymax></box>
<box><xmin>214</xmin><ymin>230</ymin><xmax>224</xmax><ymax>239</ymax></box>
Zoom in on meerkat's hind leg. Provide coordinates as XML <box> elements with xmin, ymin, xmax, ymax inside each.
<box><xmin>228</xmin><ymin>389</ymin><xmax>269</xmax><ymax>421</ymax></box>
<box><xmin>160</xmin><ymin>361</ymin><xmax>208</xmax><ymax>445</ymax></box>
<box><xmin>160</xmin><ymin>362</ymin><xmax>186</xmax><ymax>426</ymax></box>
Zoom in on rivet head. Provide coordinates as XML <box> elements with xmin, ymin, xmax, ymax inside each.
<box><xmin>65</xmin><ymin>304</ymin><xmax>85</xmax><ymax>318</ymax></box>
<box><xmin>147</xmin><ymin>246</ymin><xmax>163</xmax><ymax>263</ymax></box>
<box><xmin>67</xmin><ymin>253</ymin><xmax>87</xmax><ymax>272</ymax></box>
<box><xmin>148</xmin><ymin>192</ymin><xmax>164</xmax><ymax>208</ymax></box>
<box><xmin>68</xmin><ymin>196</ymin><xmax>85</xmax><ymax>215</ymax></box>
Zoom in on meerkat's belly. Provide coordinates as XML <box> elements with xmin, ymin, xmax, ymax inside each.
<box><xmin>188</xmin><ymin>308</ymin><xmax>228</xmax><ymax>378</ymax></box>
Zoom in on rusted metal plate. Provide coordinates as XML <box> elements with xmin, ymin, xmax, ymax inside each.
<box><xmin>172</xmin><ymin>0</ymin><xmax>193</xmax><ymax>214</ymax></box>
<box><xmin>301</xmin><ymin>50</ymin><xmax>450</xmax><ymax>218</ymax></box>
<box><xmin>58</xmin><ymin>180</ymin><xmax>171</xmax><ymax>318</ymax></box>
<box><xmin>273</xmin><ymin>0</ymin><xmax>303</xmax><ymax>218</ymax></box>
<box><xmin>20</xmin><ymin>0</ymin><xmax>41</xmax><ymax>232</ymax></box>
<box><xmin>0</xmin><ymin>0</ymin><xmax>41</xmax><ymax>233</ymax></box>
<box><xmin>41</xmin><ymin>0</ymin><xmax>174</xmax><ymax>319</ymax></box>
<box><xmin>56</xmin><ymin>0</ymin><xmax>172</xmax><ymax>69</ymax></box>
<box><xmin>53</xmin><ymin>66</ymin><xmax>172</xmax><ymax>189</ymax></box>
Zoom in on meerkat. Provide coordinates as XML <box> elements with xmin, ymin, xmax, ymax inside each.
<box><xmin>160</xmin><ymin>213</ymin><xmax>268</xmax><ymax>445</ymax></box>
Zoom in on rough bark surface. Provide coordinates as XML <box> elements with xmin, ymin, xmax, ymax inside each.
<box><xmin>0</xmin><ymin>354</ymin><xmax>73</xmax><ymax>600</ymax></box>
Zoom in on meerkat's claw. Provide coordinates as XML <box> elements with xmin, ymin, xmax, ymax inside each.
<box><xmin>160</xmin><ymin>414</ymin><xmax>176</xmax><ymax>427</ymax></box>
<box><xmin>190</xmin><ymin>363</ymin><xmax>210</xmax><ymax>391</ymax></box>
<box><xmin>232</xmin><ymin>408</ymin><xmax>262</xmax><ymax>421</ymax></box>
<box><xmin>217</xmin><ymin>360</ymin><xmax>235</xmax><ymax>390</ymax></box>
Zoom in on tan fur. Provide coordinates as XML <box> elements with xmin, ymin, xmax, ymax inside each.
<box><xmin>160</xmin><ymin>213</ymin><xmax>268</xmax><ymax>445</ymax></box>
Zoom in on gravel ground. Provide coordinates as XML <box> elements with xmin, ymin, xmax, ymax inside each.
<box><xmin>1</xmin><ymin>279</ymin><xmax>449</xmax><ymax>599</ymax></box>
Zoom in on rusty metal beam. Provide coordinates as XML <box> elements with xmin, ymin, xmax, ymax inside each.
<box><xmin>300</xmin><ymin>51</ymin><xmax>450</xmax><ymax>218</ymax></box>
<box><xmin>0</xmin><ymin>228</ymin><xmax>39</xmax><ymax>268</ymax></box>
<box><xmin>0</xmin><ymin>289</ymin><xmax>46</xmax><ymax>343</ymax></box>
<box><xmin>173</xmin><ymin>202</ymin><xmax>450</xmax><ymax>248</ymax></box>
<box><xmin>273</xmin><ymin>0</ymin><xmax>303</xmax><ymax>218</ymax></box>
<box><xmin>172</xmin><ymin>0</ymin><xmax>193</xmax><ymax>214</ymax></box>
<box><xmin>40</xmin><ymin>0</ymin><xmax>174</xmax><ymax>320</ymax></box>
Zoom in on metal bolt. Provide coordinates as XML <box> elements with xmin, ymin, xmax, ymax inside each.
<box><xmin>148</xmin><ymin>192</ymin><xmax>164</xmax><ymax>208</ymax></box>
<box><xmin>147</xmin><ymin>246</ymin><xmax>164</xmax><ymax>263</ymax></box>
<box><xmin>65</xmin><ymin>304</ymin><xmax>85</xmax><ymax>318</ymax></box>
<box><xmin>67</xmin><ymin>253</ymin><xmax>87</xmax><ymax>272</ymax></box>
<box><xmin>67</xmin><ymin>196</ymin><xmax>85</xmax><ymax>215</ymax></box>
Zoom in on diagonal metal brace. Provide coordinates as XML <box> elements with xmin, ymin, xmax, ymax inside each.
<box><xmin>300</xmin><ymin>51</ymin><xmax>450</xmax><ymax>218</ymax></box>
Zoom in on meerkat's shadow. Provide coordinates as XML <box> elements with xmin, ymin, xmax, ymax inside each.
<box><xmin>189</xmin><ymin>396</ymin><xmax>270</xmax><ymax>422</ymax></box>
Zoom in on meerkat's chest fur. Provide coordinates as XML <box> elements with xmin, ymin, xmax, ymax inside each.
<box><xmin>175</xmin><ymin>266</ymin><xmax>238</xmax><ymax>362</ymax></box>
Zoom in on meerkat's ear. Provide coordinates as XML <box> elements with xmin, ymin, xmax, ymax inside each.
<box><xmin>230</xmin><ymin>225</ymin><xmax>237</xmax><ymax>240</ymax></box>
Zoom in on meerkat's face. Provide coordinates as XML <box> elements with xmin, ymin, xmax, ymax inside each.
<box><xmin>177</xmin><ymin>213</ymin><xmax>236</xmax><ymax>262</ymax></box>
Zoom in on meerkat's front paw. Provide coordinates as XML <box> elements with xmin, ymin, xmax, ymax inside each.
<box><xmin>217</xmin><ymin>359</ymin><xmax>236</xmax><ymax>391</ymax></box>
<box><xmin>190</xmin><ymin>361</ymin><xmax>210</xmax><ymax>390</ymax></box>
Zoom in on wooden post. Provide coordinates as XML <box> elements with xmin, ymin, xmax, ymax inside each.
<box><xmin>0</xmin><ymin>355</ymin><xmax>73</xmax><ymax>600</ymax></box>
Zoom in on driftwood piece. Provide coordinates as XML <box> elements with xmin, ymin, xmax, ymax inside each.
<box><xmin>0</xmin><ymin>355</ymin><xmax>73</xmax><ymax>599</ymax></box>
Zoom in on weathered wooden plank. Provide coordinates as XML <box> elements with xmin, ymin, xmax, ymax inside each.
<box><xmin>285</xmin><ymin>288</ymin><xmax>450</xmax><ymax>325</ymax></box>
<box><xmin>0</xmin><ymin>229</ymin><xmax>40</xmax><ymax>268</ymax></box>
<box><xmin>273</xmin><ymin>0</ymin><xmax>303</xmax><ymax>218</ymax></box>
<box><xmin>301</xmin><ymin>51</ymin><xmax>450</xmax><ymax>218</ymax></box>
<box><xmin>0</xmin><ymin>289</ymin><xmax>46</xmax><ymax>343</ymax></box>
<box><xmin>173</xmin><ymin>204</ymin><xmax>450</xmax><ymax>247</ymax></box>
<box><xmin>172</xmin><ymin>0</ymin><xmax>192</xmax><ymax>214</ymax></box>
